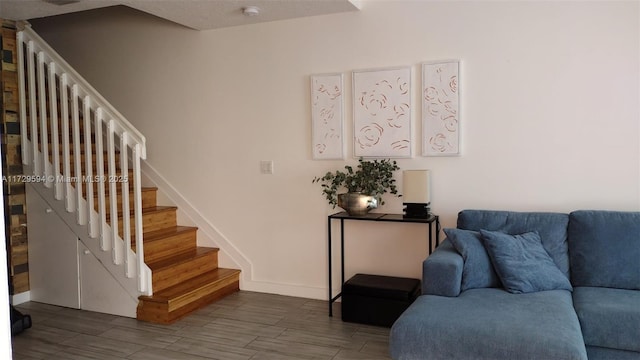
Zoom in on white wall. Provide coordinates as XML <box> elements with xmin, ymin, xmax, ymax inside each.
<box><xmin>30</xmin><ymin>1</ymin><xmax>640</xmax><ymax>299</ymax></box>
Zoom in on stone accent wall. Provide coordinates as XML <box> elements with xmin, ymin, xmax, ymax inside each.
<box><xmin>1</xmin><ymin>20</ymin><xmax>29</xmax><ymax>294</ymax></box>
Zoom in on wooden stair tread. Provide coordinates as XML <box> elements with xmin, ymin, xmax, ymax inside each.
<box><xmin>93</xmin><ymin>186</ymin><xmax>157</xmax><ymax>198</ymax></box>
<box><xmin>146</xmin><ymin>247</ymin><xmax>219</xmax><ymax>271</ymax></box>
<box><xmin>141</xmin><ymin>226</ymin><xmax>197</xmax><ymax>242</ymax></box>
<box><xmin>106</xmin><ymin>205</ymin><xmax>176</xmax><ymax>219</ymax></box>
<box><xmin>140</xmin><ymin>268</ymin><xmax>240</xmax><ymax>302</ymax></box>
<box><xmin>136</xmin><ymin>205</ymin><xmax>175</xmax><ymax>213</ymax></box>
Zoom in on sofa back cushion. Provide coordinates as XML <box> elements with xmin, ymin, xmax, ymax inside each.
<box><xmin>568</xmin><ymin>210</ymin><xmax>640</xmax><ymax>290</ymax></box>
<box><xmin>457</xmin><ymin>210</ymin><xmax>570</xmax><ymax>278</ymax></box>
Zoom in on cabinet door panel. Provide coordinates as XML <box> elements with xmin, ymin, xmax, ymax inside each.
<box><xmin>78</xmin><ymin>242</ymin><xmax>137</xmax><ymax>318</ymax></box>
<box><xmin>26</xmin><ymin>186</ymin><xmax>80</xmax><ymax>308</ymax></box>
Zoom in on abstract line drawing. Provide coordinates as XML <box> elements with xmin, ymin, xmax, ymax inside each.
<box><xmin>422</xmin><ymin>60</ymin><xmax>460</xmax><ymax>156</ymax></box>
<box><xmin>353</xmin><ymin>67</ymin><xmax>411</xmax><ymax>158</ymax></box>
<box><xmin>311</xmin><ymin>73</ymin><xmax>344</xmax><ymax>159</ymax></box>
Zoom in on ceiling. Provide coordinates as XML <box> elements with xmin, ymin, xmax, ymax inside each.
<box><xmin>0</xmin><ymin>0</ymin><xmax>361</xmax><ymax>30</ymax></box>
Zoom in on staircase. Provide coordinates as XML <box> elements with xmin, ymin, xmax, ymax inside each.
<box><xmin>134</xmin><ymin>199</ymin><xmax>241</xmax><ymax>324</ymax></box>
<box><xmin>16</xmin><ymin>24</ymin><xmax>240</xmax><ymax>324</ymax></box>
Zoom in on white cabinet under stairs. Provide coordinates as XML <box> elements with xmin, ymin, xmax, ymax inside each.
<box><xmin>27</xmin><ymin>183</ymin><xmax>137</xmax><ymax>317</ymax></box>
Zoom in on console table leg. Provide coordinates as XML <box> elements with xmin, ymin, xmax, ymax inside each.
<box><xmin>328</xmin><ymin>216</ymin><xmax>333</xmax><ymax>317</ymax></box>
<box><xmin>436</xmin><ymin>216</ymin><xmax>441</xmax><ymax>246</ymax></box>
<box><xmin>340</xmin><ymin>219</ymin><xmax>345</xmax><ymax>287</ymax></box>
<box><xmin>428</xmin><ymin>222</ymin><xmax>433</xmax><ymax>255</ymax></box>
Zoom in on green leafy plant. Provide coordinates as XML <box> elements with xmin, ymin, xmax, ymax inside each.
<box><xmin>312</xmin><ymin>158</ymin><xmax>400</xmax><ymax>207</ymax></box>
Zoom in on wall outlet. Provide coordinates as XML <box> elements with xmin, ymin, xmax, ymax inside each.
<box><xmin>260</xmin><ymin>160</ymin><xmax>274</xmax><ymax>174</ymax></box>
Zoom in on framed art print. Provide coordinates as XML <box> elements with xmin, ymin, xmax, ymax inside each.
<box><xmin>311</xmin><ymin>73</ymin><xmax>344</xmax><ymax>159</ymax></box>
<box><xmin>422</xmin><ymin>60</ymin><xmax>460</xmax><ymax>156</ymax></box>
<box><xmin>353</xmin><ymin>67</ymin><xmax>411</xmax><ymax>158</ymax></box>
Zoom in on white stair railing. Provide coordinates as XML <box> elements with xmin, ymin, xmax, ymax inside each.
<box><xmin>17</xmin><ymin>24</ymin><xmax>152</xmax><ymax>296</ymax></box>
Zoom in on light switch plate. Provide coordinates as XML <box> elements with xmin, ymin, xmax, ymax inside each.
<box><xmin>260</xmin><ymin>160</ymin><xmax>274</xmax><ymax>174</ymax></box>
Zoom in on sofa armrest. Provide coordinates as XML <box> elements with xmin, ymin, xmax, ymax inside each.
<box><xmin>422</xmin><ymin>239</ymin><xmax>463</xmax><ymax>297</ymax></box>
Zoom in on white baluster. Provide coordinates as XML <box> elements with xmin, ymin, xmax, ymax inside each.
<box><xmin>37</xmin><ymin>52</ymin><xmax>49</xmax><ymax>186</ymax></box>
<box><xmin>71</xmin><ymin>84</ymin><xmax>84</xmax><ymax>225</ymax></box>
<box><xmin>48</xmin><ymin>62</ymin><xmax>62</xmax><ymax>199</ymax></box>
<box><xmin>84</xmin><ymin>96</ymin><xmax>96</xmax><ymax>238</ymax></box>
<box><xmin>95</xmin><ymin>108</ymin><xmax>108</xmax><ymax>251</ymax></box>
<box><xmin>60</xmin><ymin>74</ymin><xmax>73</xmax><ymax>212</ymax></box>
<box><xmin>107</xmin><ymin>120</ymin><xmax>121</xmax><ymax>265</ymax></box>
<box><xmin>132</xmin><ymin>145</ymin><xmax>145</xmax><ymax>291</ymax></box>
<box><xmin>27</xmin><ymin>41</ymin><xmax>39</xmax><ymax>175</ymax></box>
<box><xmin>120</xmin><ymin>133</ymin><xmax>132</xmax><ymax>278</ymax></box>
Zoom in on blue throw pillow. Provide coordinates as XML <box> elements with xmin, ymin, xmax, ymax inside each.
<box><xmin>444</xmin><ymin>228</ymin><xmax>501</xmax><ymax>291</ymax></box>
<box><xmin>480</xmin><ymin>230</ymin><xmax>573</xmax><ymax>294</ymax></box>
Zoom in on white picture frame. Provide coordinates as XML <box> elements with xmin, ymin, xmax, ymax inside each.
<box><xmin>422</xmin><ymin>60</ymin><xmax>460</xmax><ymax>156</ymax></box>
<box><xmin>353</xmin><ymin>67</ymin><xmax>412</xmax><ymax>158</ymax></box>
<box><xmin>311</xmin><ymin>73</ymin><xmax>345</xmax><ymax>160</ymax></box>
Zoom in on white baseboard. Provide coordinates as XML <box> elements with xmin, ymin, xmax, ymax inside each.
<box><xmin>242</xmin><ymin>279</ymin><xmax>329</xmax><ymax>300</ymax></box>
<box><xmin>12</xmin><ymin>291</ymin><xmax>31</xmax><ymax>305</ymax></box>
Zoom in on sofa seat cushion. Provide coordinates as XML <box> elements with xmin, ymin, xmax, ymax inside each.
<box><xmin>573</xmin><ymin>287</ymin><xmax>640</xmax><ymax>352</ymax></box>
<box><xmin>586</xmin><ymin>346</ymin><xmax>640</xmax><ymax>360</ymax></box>
<box><xmin>390</xmin><ymin>288</ymin><xmax>587</xmax><ymax>360</ymax></box>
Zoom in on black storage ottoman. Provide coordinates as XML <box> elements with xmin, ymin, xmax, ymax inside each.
<box><xmin>341</xmin><ymin>273</ymin><xmax>421</xmax><ymax>327</ymax></box>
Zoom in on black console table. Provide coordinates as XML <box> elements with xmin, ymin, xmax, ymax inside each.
<box><xmin>327</xmin><ymin>212</ymin><xmax>440</xmax><ymax>316</ymax></box>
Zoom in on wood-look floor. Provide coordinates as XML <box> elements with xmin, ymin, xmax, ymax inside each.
<box><xmin>11</xmin><ymin>291</ymin><xmax>392</xmax><ymax>360</ymax></box>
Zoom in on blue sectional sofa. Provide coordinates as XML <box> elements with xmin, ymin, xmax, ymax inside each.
<box><xmin>390</xmin><ymin>210</ymin><xmax>640</xmax><ymax>360</ymax></box>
